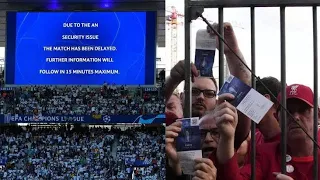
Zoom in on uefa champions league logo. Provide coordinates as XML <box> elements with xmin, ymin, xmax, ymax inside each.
<box><xmin>103</xmin><ymin>115</ymin><xmax>111</xmax><ymax>123</ymax></box>
<box><xmin>185</xmin><ymin>130</ymin><xmax>190</xmax><ymax>142</ymax></box>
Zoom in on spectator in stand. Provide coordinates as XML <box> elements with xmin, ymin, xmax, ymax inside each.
<box><xmin>2</xmin><ymin>85</ymin><xmax>164</xmax><ymax>116</ymax></box>
<box><xmin>0</xmin><ymin>125</ymin><xmax>165</xmax><ymax>180</ymax></box>
<box><xmin>0</xmin><ymin>89</ymin><xmax>14</xmax><ymax>115</ymax></box>
<box><xmin>117</xmin><ymin>126</ymin><xmax>165</xmax><ymax>180</ymax></box>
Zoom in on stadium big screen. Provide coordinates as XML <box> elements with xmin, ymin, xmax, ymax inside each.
<box><xmin>5</xmin><ymin>11</ymin><xmax>157</xmax><ymax>86</ymax></box>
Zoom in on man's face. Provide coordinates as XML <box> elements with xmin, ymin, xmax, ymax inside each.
<box><xmin>277</xmin><ymin>99</ymin><xmax>317</xmax><ymax>141</ymax></box>
<box><xmin>199</xmin><ymin>114</ymin><xmax>219</xmax><ymax>158</ymax></box>
<box><xmin>191</xmin><ymin>77</ymin><xmax>217</xmax><ymax>118</ymax></box>
<box><xmin>165</xmin><ymin>95</ymin><xmax>183</xmax><ymax>120</ymax></box>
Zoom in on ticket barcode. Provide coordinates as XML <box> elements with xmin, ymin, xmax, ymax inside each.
<box><xmin>226</xmin><ymin>75</ymin><xmax>234</xmax><ymax>83</ymax></box>
<box><xmin>191</xmin><ymin>117</ymin><xmax>199</xmax><ymax>126</ymax></box>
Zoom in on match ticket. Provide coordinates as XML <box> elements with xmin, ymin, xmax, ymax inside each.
<box><xmin>194</xmin><ymin>29</ymin><xmax>216</xmax><ymax>77</ymax></box>
<box><xmin>176</xmin><ymin>117</ymin><xmax>202</xmax><ymax>175</ymax></box>
<box><xmin>219</xmin><ymin>75</ymin><xmax>274</xmax><ymax>124</ymax></box>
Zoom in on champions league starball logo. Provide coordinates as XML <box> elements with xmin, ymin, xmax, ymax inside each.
<box><xmin>103</xmin><ymin>115</ymin><xmax>111</xmax><ymax>123</ymax></box>
<box><xmin>33</xmin><ymin>115</ymin><xmax>42</xmax><ymax>121</ymax></box>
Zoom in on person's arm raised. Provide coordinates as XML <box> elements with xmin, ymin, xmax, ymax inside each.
<box><xmin>214</xmin><ymin>93</ymin><xmax>260</xmax><ymax>180</ymax></box>
<box><xmin>164</xmin><ymin>60</ymin><xmax>199</xmax><ymax>102</ymax></box>
<box><xmin>214</xmin><ymin>93</ymin><xmax>237</xmax><ymax>163</ymax></box>
<box><xmin>211</xmin><ymin>22</ymin><xmax>251</xmax><ymax>149</ymax></box>
<box><xmin>212</xmin><ymin>22</ymin><xmax>250</xmax><ymax>85</ymax></box>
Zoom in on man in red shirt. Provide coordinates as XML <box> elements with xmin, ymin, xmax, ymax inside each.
<box><xmin>253</xmin><ymin>78</ymin><xmax>320</xmax><ymax>147</ymax></box>
<box><xmin>255</xmin><ymin>77</ymin><xmax>282</xmax><ymax>144</ymax></box>
<box><xmin>241</xmin><ymin>77</ymin><xmax>282</xmax><ymax>165</ymax></box>
<box><xmin>214</xmin><ymin>84</ymin><xmax>320</xmax><ymax>180</ymax></box>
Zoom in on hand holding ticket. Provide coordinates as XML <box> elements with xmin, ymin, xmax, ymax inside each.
<box><xmin>194</xmin><ymin>29</ymin><xmax>216</xmax><ymax>77</ymax></box>
<box><xmin>194</xmin><ymin>158</ymin><xmax>217</xmax><ymax>179</ymax></box>
<box><xmin>218</xmin><ymin>75</ymin><xmax>274</xmax><ymax>124</ymax></box>
<box><xmin>176</xmin><ymin>117</ymin><xmax>202</xmax><ymax>175</ymax></box>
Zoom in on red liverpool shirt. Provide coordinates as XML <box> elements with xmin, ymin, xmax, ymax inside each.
<box><xmin>216</xmin><ymin>141</ymin><xmax>320</xmax><ymax>180</ymax></box>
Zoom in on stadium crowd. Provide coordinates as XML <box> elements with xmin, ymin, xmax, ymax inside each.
<box><xmin>0</xmin><ymin>125</ymin><xmax>165</xmax><ymax>180</ymax></box>
<box><xmin>0</xmin><ymin>84</ymin><xmax>164</xmax><ymax>116</ymax></box>
<box><xmin>165</xmin><ymin>22</ymin><xmax>320</xmax><ymax>180</ymax></box>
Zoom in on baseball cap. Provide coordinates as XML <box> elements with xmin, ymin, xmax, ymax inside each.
<box><xmin>277</xmin><ymin>84</ymin><xmax>314</xmax><ymax>107</ymax></box>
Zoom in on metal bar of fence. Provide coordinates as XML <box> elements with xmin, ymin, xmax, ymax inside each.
<box><xmin>218</xmin><ymin>7</ymin><xmax>224</xmax><ymax>88</ymax></box>
<box><xmin>184</xmin><ymin>0</ymin><xmax>192</xmax><ymax>118</ymax></box>
<box><xmin>250</xmin><ymin>6</ymin><xmax>256</xmax><ymax>180</ymax></box>
<box><xmin>280</xmin><ymin>6</ymin><xmax>287</xmax><ymax>175</ymax></box>
<box><xmin>313</xmin><ymin>5</ymin><xmax>319</xmax><ymax>180</ymax></box>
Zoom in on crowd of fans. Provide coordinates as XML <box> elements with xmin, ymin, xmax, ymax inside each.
<box><xmin>0</xmin><ymin>84</ymin><xmax>164</xmax><ymax>116</ymax></box>
<box><xmin>0</xmin><ymin>125</ymin><xmax>165</xmax><ymax>180</ymax></box>
<box><xmin>0</xmin><ymin>69</ymin><xmax>165</xmax><ymax>116</ymax></box>
<box><xmin>116</xmin><ymin>126</ymin><xmax>165</xmax><ymax>179</ymax></box>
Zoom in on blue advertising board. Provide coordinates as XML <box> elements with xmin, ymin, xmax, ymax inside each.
<box><xmin>0</xmin><ymin>114</ymin><xmax>165</xmax><ymax>124</ymax></box>
<box><xmin>125</xmin><ymin>156</ymin><xmax>152</xmax><ymax>167</ymax></box>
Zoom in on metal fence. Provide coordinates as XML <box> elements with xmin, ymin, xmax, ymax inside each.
<box><xmin>183</xmin><ymin>0</ymin><xmax>319</xmax><ymax>179</ymax></box>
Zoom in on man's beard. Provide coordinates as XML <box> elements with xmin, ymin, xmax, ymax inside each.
<box><xmin>192</xmin><ymin>109</ymin><xmax>204</xmax><ymax>118</ymax></box>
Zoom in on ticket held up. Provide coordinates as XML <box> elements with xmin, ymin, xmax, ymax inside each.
<box><xmin>176</xmin><ymin>117</ymin><xmax>202</xmax><ymax>175</ymax></box>
<box><xmin>218</xmin><ymin>75</ymin><xmax>274</xmax><ymax>124</ymax></box>
<box><xmin>194</xmin><ymin>29</ymin><xmax>216</xmax><ymax>77</ymax></box>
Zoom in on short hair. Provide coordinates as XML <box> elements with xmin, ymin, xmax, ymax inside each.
<box><xmin>208</xmin><ymin>77</ymin><xmax>218</xmax><ymax>90</ymax></box>
<box><xmin>184</xmin><ymin>76</ymin><xmax>218</xmax><ymax>91</ymax></box>
<box><xmin>256</xmin><ymin>76</ymin><xmax>281</xmax><ymax>103</ymax></box>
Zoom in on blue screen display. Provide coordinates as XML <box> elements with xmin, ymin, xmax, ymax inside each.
<box><xmin>6</xmin><ymin>11</ymin><xmax>156</xmax><ymax>85</ymax></box>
